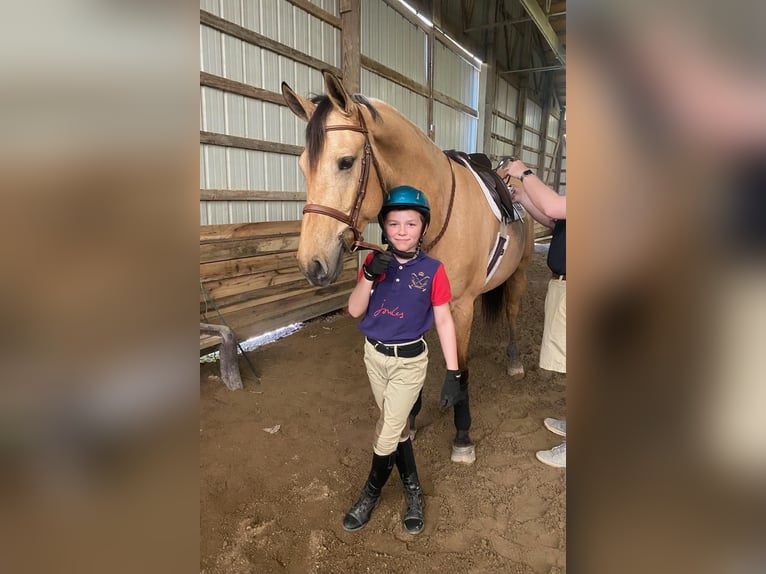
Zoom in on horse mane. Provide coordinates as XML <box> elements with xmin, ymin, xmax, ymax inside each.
<box><xmin>305</xmin><ymin>94</ymin><xmax>379</xmax><ymax>170</ymax></box>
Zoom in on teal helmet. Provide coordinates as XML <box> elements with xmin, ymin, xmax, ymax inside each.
<box><xmin>378</xmin><ymin>185</ymin><xmax>430</xmax><ymax>227</ymax></box>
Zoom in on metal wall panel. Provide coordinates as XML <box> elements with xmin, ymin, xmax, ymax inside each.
<box><xmin>434</xmin><ymin>101</ymin><xmax>477</xmax><ymax>152</ymax></box>
<box><xmin>525</xmin><ymin>99</ymin><xmax>542</xmax><ymax>130</ymax></box>
<box><xmin>495</xmin><ymin>77</ymin><xmax>518</xmax><ymax>119</ymax></box>
<box><xmin>361</xmin><ymin>69</ymin><xmax>428</xmax><ymax>134</ymax></box>
<box><xmin>362</xmin><ymin>0</ymin><xmax>426</xmax><ymax>84</ymax></box>
<box><xmin>200</xmin><ymin>0</ymin><xmax>341</xmax><ymax>224</ymax></box>
<box><xmin>433</xmin><ymin>40</ymin><xmax>478</xmax><ymax>109</ymax></box>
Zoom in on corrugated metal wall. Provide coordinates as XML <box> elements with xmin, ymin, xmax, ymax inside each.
<box><xmin>200</xmin><ymin>0</ymin><xmax>339</xmax><ymax>225</ymax></box>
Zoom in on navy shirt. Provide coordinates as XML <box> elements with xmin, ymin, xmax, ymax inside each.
<box><xmin>547</xmin><ymin>219</ymin><xmax>566</xmax><ymax>275</ymax></box>
<box><xmin>358</xmin><ymin>251</ymin><xmax>451</xmax><ymax>344</ymax></box>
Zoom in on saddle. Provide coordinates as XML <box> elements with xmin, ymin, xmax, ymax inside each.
<box><xmin>444</xmin><ymin>150</ymin><xmax>518</xmax><ymax>222</ymax></box>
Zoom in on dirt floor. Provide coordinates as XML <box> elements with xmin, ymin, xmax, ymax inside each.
<box><xmin>200</xmin><ymin>249</ymin><xmax>566</xmax><ymax>573</ymax></box>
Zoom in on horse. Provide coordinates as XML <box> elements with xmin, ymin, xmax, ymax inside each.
<box><xmin>281</xmin><ymin>70</ymin><xmax>533</xmax><ymax>464</ymax></box>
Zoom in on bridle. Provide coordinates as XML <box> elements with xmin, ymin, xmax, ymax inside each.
<box><xmin>301</xmin><ymin>111</ymin><xmax>457</xmax><ymax>253</ymax></box>
<box><xmin>301</xmin><ymin>112</ymin><xmax>386</xmax><ymax>252</ymax></box>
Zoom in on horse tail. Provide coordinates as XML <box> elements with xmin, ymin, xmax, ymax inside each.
<box><xmin>481</xmin><ymin>283</ymin><xmax>505</xmax><ymax>326</ymax></box>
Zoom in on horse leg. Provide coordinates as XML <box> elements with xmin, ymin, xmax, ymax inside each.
<box><xmin>505</xmin><ymin>245</ymin><xmax>533</xmax><ymax>379</ymax></box>
<box><xmin>450</xmin><ymin>300</ymin><xmax>476</xmax><ymax>464</ymax></box>
<box><xmin>407</xmin><ymin>390</ymin><xmax>422</xmax><ymax>440</ymax></box>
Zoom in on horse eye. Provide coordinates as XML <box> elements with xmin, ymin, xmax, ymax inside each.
<box><xmin>338</xmin><ymin>156</ymin><xmax>355</xmax><ymax>171</ymax></box>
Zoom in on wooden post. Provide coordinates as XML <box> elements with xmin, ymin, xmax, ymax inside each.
<box><xmin>200</xmin><ymin>323</ymin><xmax>244</xmax><ymax>390</ymax></box>
<box><xmin>340</xmin><ymin>0</ymin><xmax>361</xmax><ymax>92</ymax></box>
<box><xmin>481</xmin><ymin>0</ymin><xmax>497</xmax><ymax>155</ymax></box>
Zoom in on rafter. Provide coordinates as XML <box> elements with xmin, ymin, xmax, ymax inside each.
<box><xmin>518</xmin><ymin>0</ymin><xmax>565</xmax><ymax>65</ymax></box>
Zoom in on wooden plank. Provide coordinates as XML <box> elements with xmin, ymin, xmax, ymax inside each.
<box><xmin>285</xmin><ymin>0</ymin><xmax>341</xmax><ymax>28</ymax></box>
<box><xmin>225</xmin><ymin>292</ymin><xmax>352</xmax><ymax>342</ymax></box>
<box><xmin>200</xmin><ymin>10</ymin><xmax>342</xmax><ymax>77</ymax></box>
<box><xmin>202</xmin><ymin>266</ymin><xmax>311</xmax><ymax>302</ymax></box>
<box><xmin>209</xmin><ymin>283</ymin><xmax>355</xmax><ymax>342</ymax></box>
<box><xmin>200</xmin><ymin>189</ymin><xmax>307</xmax><ymax>201</ymax></box>
<box><xmin>518</xmin><ymin>0</ymin><xmax>565</xmax><ymax>65</ymax></box>
<box><xmin>210</xmin><ymin>274</ymin><xmax>355</xmax><ymax>319</ymax></box>
<box><xmin>201</xmin><ymin>251</ymin><xmax>300</xmax><ymax>282</ymax></box>
<box><xmin>491</xmin><ymin>132</ymin><xmax>516</xmax><ymax>147</ymax></box>
<box><xmin>200</xmin><ymin>258</ymin><xmax>357</xmax><ymax>309</ymax></box>
<box><xmin>201</xmin><ymin>221</ymin><xmax>302</xmax><ymax>242</ymax></box>
<box><xmin>201</xmin><ymin>277</ymin><xmax>309</xmax><ymax>314</ymax></box>
<box><xmin>200</xmin><ymin>72</ymin><xmax>285</xmax><ymax>106</ymax></box>
<box><xmin>433</xmin><ymin>90</ymin><xmax>478</xmax><ymax>118</ymax></box>
<box><xmin>200</xmin><ymin>235</ymin><xmax>301</xmax><ymax>263</ymax></box>
<box><xmin>200</xmin><ymin>131</ymin><xmax>303</xmax><ymax>156</ymax></box>
<box><xmin>360</xmin><ymin>55</ymin><xmax>429</xmax><ymax>98</ymax></box>
<box><xmin>494</xmin><ymin>110</ymin><xmax>518</xmax><ymax>125</ymax></box>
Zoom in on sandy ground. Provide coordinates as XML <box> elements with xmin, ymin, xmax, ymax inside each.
<box><xmin>200</xmin><ymin>249</ymin><xmax>566</xmax><ymax>573</ymax></box>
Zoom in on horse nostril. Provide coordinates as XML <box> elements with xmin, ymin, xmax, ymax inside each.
<box><xmin>309</xmin><ymin>258</ymin><xmax>328</xmax><ymax>283</ymax></box>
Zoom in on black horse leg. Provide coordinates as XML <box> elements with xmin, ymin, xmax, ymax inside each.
<box><xmin>407</xmin><ymin>390</ymin><xmax>423</xmax><ymax>439</ymax></box>
<box><xmin>451</xmin><ymin>369</ymin><xmax>475</xmax><ymax>464</ymax></box>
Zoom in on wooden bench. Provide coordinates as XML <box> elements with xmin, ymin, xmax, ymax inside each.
<box><xmin>200</xmin><ymin>322</ymin><xmax>243</xmax><ymax>390</ymax></box>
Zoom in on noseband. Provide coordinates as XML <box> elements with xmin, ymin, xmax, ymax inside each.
<box><xmin>301</xmin><ymin>113</ymin><xmax>386</xmax><ymax>252</ymax></box>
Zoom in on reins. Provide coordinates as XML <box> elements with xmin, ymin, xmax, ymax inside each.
<box><xmin>301</xmin><ymin>112</ymin><xmax>456</xmax><ymax>254</ymax></box>
<box><xmin>422</xmin><ymin>155</ymin><xmax>455</xmax><ymax>252</ymax></box>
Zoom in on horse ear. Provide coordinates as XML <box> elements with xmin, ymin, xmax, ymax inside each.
<box><xmin>281</xmin><ymin>81</ymin><xmax>316</xmax><ymax>122</ymax></box>
<box><xmin>322</xmin><ymin>70</ymin><xmax>355</xmax><ymax>116</ymax></box>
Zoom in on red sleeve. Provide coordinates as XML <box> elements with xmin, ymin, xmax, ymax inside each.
<box><xmin>431</xmin><ymin>264</ymin><xmax>452</xmax><ymax>306</ymax></box>
<box><xmin>357</xmin><ymin>252</ymin><xmax>375</xmax><ymax>281</ymax></box>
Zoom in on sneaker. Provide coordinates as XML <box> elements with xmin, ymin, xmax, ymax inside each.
<box><xmin>543</xmin><ymin>417</ymin><xmax>566</xmax><ymax>437</ymax></box>
<box><xmin>536</xmin><ymin>442</ymin><xmax>566</xmax><ymax>468</ymax></box>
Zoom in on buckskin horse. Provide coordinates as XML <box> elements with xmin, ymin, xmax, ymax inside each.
<box><xmin>282</xmin><ymin>70</ymin><xmax>533</xmax><ymax>464</ymax></box>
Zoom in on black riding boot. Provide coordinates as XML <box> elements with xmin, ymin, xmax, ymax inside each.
<box><xmin>342</xmin><ymin>452</ymin><xmax>395</xmax><ymax>532</ymax></box>
<box><xmin>396</xmin><ymin>438</ymin><xmax>424</xmax><ymax>534</ymax></box>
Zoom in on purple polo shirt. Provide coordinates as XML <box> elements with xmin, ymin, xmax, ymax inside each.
<box><xmin>357</xmin><ymin>251</ymin><xmax>451</xmax><ymax>344</ymax></box>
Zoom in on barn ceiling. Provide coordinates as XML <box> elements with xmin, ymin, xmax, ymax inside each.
<box><xmin>413</xmin><ymin>0</ymin><xmax>567</xmax><ymax>110</ymax></box>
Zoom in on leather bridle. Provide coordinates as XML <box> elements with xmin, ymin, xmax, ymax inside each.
<box><xmin>301</xmin><ymin>112</ymin><xmax>386</xmax><ymax>252</ymax></box>
<box><xmin>301</xmin><ymin>112</ymin><xmax>457</xmax><ymax>254</ymax></box>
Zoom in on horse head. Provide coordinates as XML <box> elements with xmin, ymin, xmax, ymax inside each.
<box><xmin>281</xmin><ymin>70</ymin><xmax>384</xmax><ymax>286</ymax></box>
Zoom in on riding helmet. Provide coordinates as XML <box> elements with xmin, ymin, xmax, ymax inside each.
<box><xmin>378</xmin><ymin>185</ymin><xmax>431</xmax><ymax>227</ymax></box>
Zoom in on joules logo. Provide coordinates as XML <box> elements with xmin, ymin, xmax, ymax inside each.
<box><xmin>372</xmin><ymin>301</ymin><xmax>405</xmax><ymax>319</ymax></box>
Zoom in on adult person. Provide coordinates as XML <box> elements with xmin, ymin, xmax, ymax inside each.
<box><xmin>500</xmin><ymin>159</ymin><xmax>567</xmax><ymax>468</ymax></box>
<box><xmin>343</xmin><ymin>186</ymin><xmax>460</xmax><ymax>534</ymax></box>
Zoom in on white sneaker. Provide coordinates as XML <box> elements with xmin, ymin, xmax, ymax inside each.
<box><xmin>543</xmin><ymin>417</ymin><xmax>566</xmax><ymax>437</ymax></box>
<box><xmin>536</xmin><ymin>442</ymin><xmax>566</xmax><ymax>468</ymax></box>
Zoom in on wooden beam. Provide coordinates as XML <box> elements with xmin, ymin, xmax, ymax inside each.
<box><xmin>200</xmin><ymin>131</ymin><xmax>303</xmax><ymax>156</ymax></box>
<box><xmin>340</xmin><ymin>0</ymin><xmax>361</xmax><ymax>92</ymax></box>
<box><xmin>433</xmin><ymin>90</ymin><xmax>478</xmax><ymax>118</ymax></box>
<box><xmin>200</xmin><ymin>189</ymin><xmax>307</xmax><ymax>201</ymax></box>
<box><xmin>200</xmin><ymin>10</ymin><xmax>341</xmax><ymax>77</ymax></box>
<box><xmin>284</xmin><ymin>0</ymin><xmax>341</xmax><ymax>28</ymax></box>
<box><xmin>360</xmin><ymin>55</ymin><xmax>429</xmax><ymax>97</ymax></box>
<box><xmin>200</xmin><ymin>72</ymin><xmax>284</xmax><ymax>106</ymax></box>
<box><xmin>518</xmin><ymin>0</ymin><xmax>565</xmax><ymax>65</ymax></box>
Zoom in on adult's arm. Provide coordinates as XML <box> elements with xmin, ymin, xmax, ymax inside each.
<box><xmin>502</xmin><ymin>160</ymin><xmax>566</xmax><ymax>221</ymax></box>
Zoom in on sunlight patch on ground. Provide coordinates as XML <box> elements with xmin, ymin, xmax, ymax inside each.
<box><xmin>200</xmin><ymin>323</ymin><xmax>304</xmax><ymax>363</ymax></box>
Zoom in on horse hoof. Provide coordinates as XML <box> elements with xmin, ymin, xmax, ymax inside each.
<box><xmin>451</xmin><ymin>444</ymin><xmax>476</xmax><ymax>464</ymax></box>
<box><xmin>507</xmin><ymin>365</ymin><xmax>525</xmax><ymax>380</ymax></box>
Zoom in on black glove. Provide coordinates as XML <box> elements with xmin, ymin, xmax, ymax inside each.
<box><xmin>363</xmin><ymin>250</ymin><xmax>393</xmax><ymax>281</ymax></box>
<box><xmin>439</xmin><ymin>369</ymin><xmax>465</xmax><ymax>409</ymax></box>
